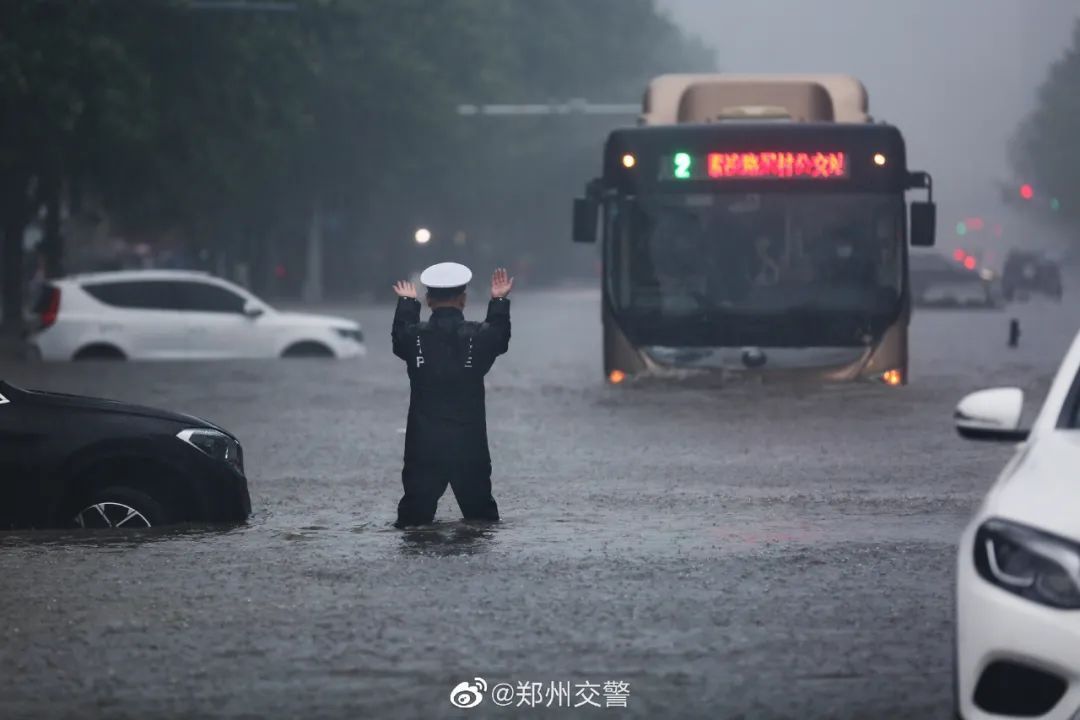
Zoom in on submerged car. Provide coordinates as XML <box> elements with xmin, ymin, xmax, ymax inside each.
<box><xmin>28</xmin><ymin>269</ymin><xmax>365</xmax><ymax>361</ymax></box>
<box><xmin>953</xmin><ymin>329</ymin><xmax>1080</xmax><ymax>719</ymax></box>
<box><xmin>0</xmin><ymin>380</ymin><xmax>250</xmax><ymax>530</ymax></box>
<box><xmin>909</xmin><ymin>251</ymin><xmax>997</xmax><ymax>309</ymax></box>
<box><xmin>1002</xmin><ymin>250</ymin><xmax>1063</xmax><ymax>302</ymax></box>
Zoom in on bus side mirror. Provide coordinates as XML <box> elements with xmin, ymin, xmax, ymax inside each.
<box><xmin>573</xmin><ymin>198</ymin><xmax>598</xmax><ymax>244</ymax></box>
<box><xmin>910</xmin><ymin>201</ymin><xmax>936</xmax><ymax>247</ymax></box>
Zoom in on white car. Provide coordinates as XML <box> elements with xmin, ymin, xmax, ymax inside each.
<box><xmin>28</xmin><ymin>270</ymin><xmax>366</xmax><ymax>361</ymax></box>
<box><xmin>954</xmin><ymin>329</ymin><xmax>1080</xmax><ymax>719</ymax></box>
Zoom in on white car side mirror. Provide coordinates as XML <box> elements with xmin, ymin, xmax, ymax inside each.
<box><xmin>954</xmin><ymin>387</ymin><xmax>1029</xmax><ymax>442</ymax></box>
<box><xmin>242</xmin><ymin>301</ymin><xmax>264</xmax><ymax>319</ymax></box>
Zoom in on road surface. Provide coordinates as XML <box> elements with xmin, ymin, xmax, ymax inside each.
<box><xmin>1</xmin><ymin>288</ymin><xmax>1076</xmax><ymax>719</ymax></box>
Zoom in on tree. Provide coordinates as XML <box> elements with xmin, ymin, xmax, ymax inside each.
<box><xmin>1</xmin><ymin>0</ymin><xmax>713</xmax><ymax>334</ymax></box>
<box><xmin>1011</xmin><ymin>18</ymin><xmax>1080</xmax><ymax>233</ymax></box>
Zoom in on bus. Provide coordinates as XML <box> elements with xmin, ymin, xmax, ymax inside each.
<box><xmin>573</xmin><ymin>75</ymin><xmax>936</xmax><ymax>385</ymax></box>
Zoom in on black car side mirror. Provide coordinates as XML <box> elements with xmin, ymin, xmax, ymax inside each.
<box><xmin>910</xmin><ymin>201</ymin><xmax>936</xmax><ymax>247</ymax></box>
<box><xmin>573</xmin><ymin>198</ymin><xmax>598</xmax><ymax>244</ymax></box>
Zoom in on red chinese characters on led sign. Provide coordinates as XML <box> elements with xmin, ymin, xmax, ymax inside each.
<box><xmin>706</xmin><ymin>151</ymin><xmax>848</xmax><ymax>179</ymax></box>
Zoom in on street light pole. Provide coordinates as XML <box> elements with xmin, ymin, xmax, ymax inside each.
<box><xmin>185</xmin><ymin>1</ymin><xmax>298</xmax><ymax>11</ymax></box>
<box><xmin>456</xmin><ymin>100</ymin><xmax>639</xmax><ymax>118</ymax></box>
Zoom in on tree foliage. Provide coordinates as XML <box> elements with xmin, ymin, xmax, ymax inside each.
<box><xmin>0</xmin><ymin>0</ymin><xmax>713</xmax><ymax>334</ymax></box>
<box><xmin>1012</xmin><ymin>18</ymin><xmax>1080</xmax><ymax>231</ymax></box>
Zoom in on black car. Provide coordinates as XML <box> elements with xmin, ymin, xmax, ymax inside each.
<box><xmin>1002</xmin><ymin>250</ymin><xmax>1063</xmax><ymax>301</ymax></box>
<box><xmin>0</xmin><ymin>380</ymin><xmax>250</xmax><ymax>530</ymax></box>
<box><xmin>909</xmin><ymin>251</ymin><xmax>997</xmax><ymax>309</ymax></box>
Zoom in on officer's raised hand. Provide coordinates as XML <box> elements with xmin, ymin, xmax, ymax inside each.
<box><xmin>393</xmin><ymin>280</ymin><xmax>417</xmax><ymax>299</ymax></box>
<box><xmin>490</xmin><ymin>268</ymin><xmax>513</xmax><ymax>298</ymax></box>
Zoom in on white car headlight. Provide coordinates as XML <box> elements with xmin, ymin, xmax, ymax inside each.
<box><xmin>975</xmin><ymin>518</ymin><xmax>1080</xmax><ymax>609</ymax></box>
<box><xmin>334</xmin><ymin>327</ymin><xmax>364</xmax><ymax>343</ymax></box>
<box><xmin>177</xmin><ymin>428</ymin><xmax>244</xmax><ymax>473</ymax></box>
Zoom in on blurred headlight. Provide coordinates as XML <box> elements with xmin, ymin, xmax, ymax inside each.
<box><xmin>177</xmin><ymin>428</ymin><xmax>243</xmax><ymax>474</ymax></box>
<box><xmin>334</xmin><ymin>327</ymin><xmax>364</xmax><ymax>343</ymax></box>
<box><xmin>975</xmin><ymin>519</ymin><xmax>1080</xmax><ymax>609</ymax></box>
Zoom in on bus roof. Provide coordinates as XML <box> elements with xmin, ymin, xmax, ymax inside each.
<box><xmin>642</xmin><ymin>74</ymin><xmax>871</xmax><ymax>125</ymax></box>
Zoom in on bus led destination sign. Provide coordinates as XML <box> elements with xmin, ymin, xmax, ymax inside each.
<box><xmin>662</xmin><ymin>151</ymin><xmax>849</xmax><ymax>181</ymax></box>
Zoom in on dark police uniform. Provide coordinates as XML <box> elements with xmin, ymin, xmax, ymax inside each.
<box><xmin>391</xmin><ymin>295</ymin><xmax>511</xmax><ymax>526</ymax></box>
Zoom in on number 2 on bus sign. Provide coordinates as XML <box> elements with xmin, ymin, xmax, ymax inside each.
<box><xmin>673</xmin><ymin>152</ymin><xmax>692</xmax><ymax>179</ymax></box>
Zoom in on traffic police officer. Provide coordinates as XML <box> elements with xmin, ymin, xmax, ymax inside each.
<box><xmin>391</xmin><ymin>263</ymin><xmax>513</xmax><ymax>527</ymax></box>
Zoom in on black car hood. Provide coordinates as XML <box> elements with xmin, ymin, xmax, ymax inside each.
<box><xmin>0</xmin><ymin>381</ymin><xmax>226</xmax><ymax>433</ymax></box>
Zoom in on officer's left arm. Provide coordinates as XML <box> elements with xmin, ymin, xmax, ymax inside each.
<box><xmin>477</xmin><ymin>298</ymin><xmax>511</xmax><ymax>358</ymax></box>
<box><xmin>391</xmin><ymin>297</ymin><xmax>422</xmax><ymax>362</ymax></box>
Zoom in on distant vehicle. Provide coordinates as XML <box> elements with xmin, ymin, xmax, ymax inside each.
<box><xmin>28</xmin><ymin>270</ymin><xmax>366</xmax><ymax>361</ymax></box>
<box><xmin>0</xmin><ymin>380</ymin><xmax>250</xmax><ymax>529</ymax></box>
<box><xmin>952</xmin><ymin>329</ymin><xmax>1080</xmax><ymax>719</ymax></box>
<box><xmin>909</xmin><ymin>251</ymin><xmax>997</xmax><ymax>309</ymax></box>
<box><xmin>1002</xmin><ymin>250</ymin><xmax>1062</xmax><ymax>302</ymax></box>
<box><xmin>573</xmin><ymin>74</ymin><xmax>935</xmax><ymax>385</ymax></box>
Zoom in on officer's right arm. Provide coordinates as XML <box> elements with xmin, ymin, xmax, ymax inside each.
<box><xmin>391</xmin><ymin>297</ymin><xmax>421</xmax><ymax>362</ymax></box>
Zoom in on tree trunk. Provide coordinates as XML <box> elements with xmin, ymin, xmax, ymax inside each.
<box><xmin>302</xmin><ymin>198</ymin><xmax>323</xmax><ymax>303</ymax></box>
<box><xmin>41</xmin><ymin>171</ymin><xmax>64</xmax><ymax>278</ymax></box>
<box><xmin>1</xmin><ymin>211</ymin><xmax>27</xmax><ymax>338</ymax></box>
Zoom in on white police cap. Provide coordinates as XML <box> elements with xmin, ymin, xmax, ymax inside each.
<box><xmin>420</xmin><ymin>262</ymin><xmax>472</xmax><ymax>289</ymax></box>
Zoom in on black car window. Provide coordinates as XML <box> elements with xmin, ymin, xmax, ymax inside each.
<box><xmin>82</xmin><ymin>281</ymin><xmax>182</xmax><ymax>310</ymax></box>
<box><xmin>173</xmin><ymin>281</ymin><xmax>246</xmax><ymax>313</ymax></box>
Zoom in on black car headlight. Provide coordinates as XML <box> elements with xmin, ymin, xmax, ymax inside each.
<box><xmin>177</xmin><ymin>428</ymin><xmax>244</xmax><ymax>474</ymax></box>
<box><xmin>974</xmin><ymin>518</ymin><xmax>1080</xmax><ymax>609</ymax></box>
<box><xmin>334</xmin><ymin>327</ymin><xmax>364</xmax><ymax>343</ymax></box>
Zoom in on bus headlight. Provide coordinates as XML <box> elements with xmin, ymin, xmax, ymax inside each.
<box><xmin>881</xmin><ymin>369</ymin><xmax>903</xmax><ymax>386</ymax></box>
<box><xmin>975</xmin><ymin>519</ymin><xmax>1080</xmax><ymax>609</ymax></box>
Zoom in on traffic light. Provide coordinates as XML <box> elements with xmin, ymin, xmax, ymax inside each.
<box><xmin>1020</xmin><ymin>184</ymin><xmax>1034</xmax><ymax>200</ymax></box>
<box><xmin>1050</xmin><ymin>198</ymin><xmax>1061</xmax><ymax>211</ymax></box>
<box><xmin>955</xmin><ymin>217</ymin><xmax>985</xmax><ymax>236</ymax></box>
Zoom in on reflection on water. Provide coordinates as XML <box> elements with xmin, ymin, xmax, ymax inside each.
<box><xmin>398</xmin><ymin>520</ymin><xmax>500</xmax><ymax>557</ymax></box>
<box><xmin>0</xmin><ymin>522</ymin><xmax>245</xmax><ymax>549</ymax></box>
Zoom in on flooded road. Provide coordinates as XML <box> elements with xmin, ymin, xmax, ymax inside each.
<box><xmin>1</xmin><ymin>288</ymin><xmax>1077</xmax><ymax>719</ymax></box>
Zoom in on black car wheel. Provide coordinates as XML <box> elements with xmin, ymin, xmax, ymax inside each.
<box><xmin>72</xmin><ymin>486</ymin><xmax>167</xmax><ymax>529</ymax></box>
<box><xmin>281</xmin><ymin>341</ymin><xmax>334</xmax><ymax>358</ymax></box>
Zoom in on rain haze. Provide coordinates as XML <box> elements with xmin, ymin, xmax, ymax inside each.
<box><xmin>660</xmin><ymin>0</ymin><xmax>1079</xmax><ymax>250</ymax></box>
<box><xmin>3</xmin><ymin>2</ymin><xmax>1080</xmax><ymax>718</ymax></box>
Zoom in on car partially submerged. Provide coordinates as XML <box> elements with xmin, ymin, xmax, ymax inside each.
<box><xmin>1002</xmin><ymin>250</ymin><xmax>1063</xmax><ymax>302</ymax></box>
<box><xmin>0</xmin><ymin>380</ymin><xmax>250</xmax><ymax>530</ymax></box>
<box><xmin>909</xmin><ymin>251</ymin><xmax>997</xmax><ymax>309</ymax></box>
<box><xmin>27</xmin><ymin>269</ymin><xmax>365</xmax><ymax>361</ymax></box>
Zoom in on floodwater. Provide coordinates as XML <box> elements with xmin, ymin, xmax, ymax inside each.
<box><xmin>1</xmin><ymin>287</ymin><xmax>1076</xmax><ymax>719</ymax></box>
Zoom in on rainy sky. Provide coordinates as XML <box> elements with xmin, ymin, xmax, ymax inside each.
<box><xmin>658</xmin><ymin>0</ymin><xmax>1078</xmax><ymax>232</ymax></box>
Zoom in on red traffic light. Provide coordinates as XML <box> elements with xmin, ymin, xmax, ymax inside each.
<box><xmin>1020</xmin><ymin>184</ymin><xmax>1034</xmax><ymax>200</ymax></box>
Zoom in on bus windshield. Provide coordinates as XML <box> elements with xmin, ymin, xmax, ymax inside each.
<box><xmin>607</xmin><ymin>192</ymin><xmax>903</xmax><ymax>319</ymax></box>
